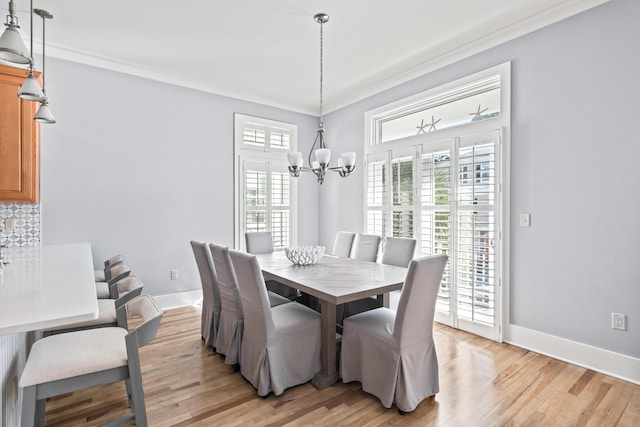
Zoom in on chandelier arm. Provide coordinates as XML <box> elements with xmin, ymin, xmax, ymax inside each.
<box><xmin>308</xmin><ymin>130</ymin><xmax>320</xmax><ymax>167</ymax></box>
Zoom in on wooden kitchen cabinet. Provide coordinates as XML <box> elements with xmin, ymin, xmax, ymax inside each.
<box><xmin>0</xmin><ymin>63</ymin><xmax>40</xmax><ymax>202</ymax></box>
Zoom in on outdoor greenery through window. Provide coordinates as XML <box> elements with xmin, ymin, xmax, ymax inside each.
<box><xmin>235</xmin><ymin>114</ymin><xmax>297</xmax><ymax>251</ymax></box>
<box><xmin>364</xmin><ymin>63</ymin><xmax>509</xmax><ymax>341</ymax></box>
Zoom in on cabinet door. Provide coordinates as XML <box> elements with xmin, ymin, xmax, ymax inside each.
<box><xmin>0</xmin><ymin>64</ymin><xmax>40</xmax><ymax>202</ymax></box>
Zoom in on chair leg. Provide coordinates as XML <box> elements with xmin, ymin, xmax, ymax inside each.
<box><xmin>35</xmin><ymin>398</ymin><xmax>46</xmax><ymax>427</ymax></box>
<box><xmin>128</xmin><ymin>366</ymin><xmax>148</xmax><ymax>426</ymax></box>
<box><xmin>21</xmin><ymin>386</ymin><xmax>36</xmax><ymax>427</ymax></box>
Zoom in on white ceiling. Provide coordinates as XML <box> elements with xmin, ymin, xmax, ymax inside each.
<box><xmin>3</xmin><ymin>0</ymin><xmax>608</xmax><ymax>115</ymax></box>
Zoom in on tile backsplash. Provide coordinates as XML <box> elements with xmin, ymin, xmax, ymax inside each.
<box><xmin>0</xmin><ymin>203</ymin><xmax>40</xmax><ymax>247</ymax></box>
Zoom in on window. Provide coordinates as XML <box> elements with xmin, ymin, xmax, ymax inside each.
<box><xmin>364</xmin><ymin>63</ymin><xmax>510</xmax><ymax>341</ymax></box>
<box><xmin>235</xmin><ymin>114</ymin><xmax>297</xmax><ymax>251</ymax></box>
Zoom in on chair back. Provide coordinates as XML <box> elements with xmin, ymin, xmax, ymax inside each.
<box><xmin>381</xmin><ymin>236</ymin><xmax>417</xmax><ymax>267</ymax></box>
<box><xmin>112</xmin><ymin>275</ymin><xmax>144</xmax><ymax>307</ymax></box>
<box><xmin>105</xmin><ymin>263</ymin><xmax>131</xmax><ymax>284</ymax></box>
<box><xmin>104</xmin><ymin>254</ymin><xmax>124</xmax><ymax>268</ymax></box>
<box><xmin>393</xmin><ymin>254</ymin><xmax>448</xmax><ymax>346</ymax></box>
<box><xmin>117</xmin><ymin>295</ymin><xmax>164</xmax><ymax>348</ymax></box>
<box><xmin>190</xmin><ymin>241</ymin><xmax>221</xmax><ymax>313</ymax></box>
<box><xmin>229</xmin><ymin>250</ymin><xmax>274</xmax><ymax>337</ymax></box>
<box><xmin>245</xmin><ymin>231</ymin><xmax>274</xmax><ymax>254</ymax></box>
<box><xmin>350</xmin><ymin>233</ymin><xmax>381</xmax><ymax>262</ymax></box>
<box><xmin>210</xmin><ymin>243</ymin><xmax>244</xmax><ymax>318</ymax></box>
<box><xmin>332</xmin><ymin>231</ymin><xmax>355</xmax><ymax>258</ymax></box>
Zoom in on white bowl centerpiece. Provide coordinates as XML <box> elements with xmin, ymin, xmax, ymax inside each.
<box><xmin>285</xmin><ymin>245</ymin><xmax>325</xmax><ymax>266</ymax></box>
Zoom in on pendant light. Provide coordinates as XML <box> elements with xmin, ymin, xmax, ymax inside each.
<box><xmin>0</xmin><ymin>0</ymin><xmax>30</xmax><ymax>63</ymax></box>
<box><xmin>33</xmin><ymin>8</ymin><xmax>54</xmax><ymax>123</ymax></box>
<box><xmin>17</xmin><ymin>0</ymin><xmax>44</xmax><ymax>101</ymax></box>
<box><xmin>287</xmin><ymin>13</ymin><xmax>356</xmax><ymax>185</ymax></box>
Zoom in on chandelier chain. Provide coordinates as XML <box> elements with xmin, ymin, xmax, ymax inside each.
<box><xmin>319</xmin><ymin>19</ymin><xmax>324</xmax><ymax>124</ymax></box>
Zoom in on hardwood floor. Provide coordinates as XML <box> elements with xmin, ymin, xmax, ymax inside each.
<box><xmin>43</xmin><ymin>305</ymin><xmax>640</xmax><ymax>426</ymax></box>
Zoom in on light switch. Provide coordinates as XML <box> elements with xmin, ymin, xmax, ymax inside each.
<box><xmin>519</xmin><ymin>213</ymin><xmax>530</xmax><ymax>227</ymax></box>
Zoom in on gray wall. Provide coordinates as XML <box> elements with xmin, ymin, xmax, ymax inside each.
<box><xmin>40</xmin><ymin>59</ymin><xmax>320</xmax><ymax>296</ymax></box>
<box><xmin>321</xmin><ymin>0</ymin><xmax>639</xmax><ymax>358</ymax></box>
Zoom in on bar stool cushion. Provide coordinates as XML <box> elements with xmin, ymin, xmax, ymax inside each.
<box><xmin>95</xmin><ymin>281</ymin><xmax>110</xmax><ymax>299</ymax></box>
<box><xmin>20</xmin><ymin>327</ymin><xmax>128</xmax><ymax>387</ymax></box>
<box><xmin>95</xmin><ymin>269</ymin><xmax>106</xmax><ymax>282</ymax></box>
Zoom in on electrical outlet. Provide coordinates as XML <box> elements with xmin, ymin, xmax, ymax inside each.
<box><xmin>519</xmin><ymin>213</ymin><xmax>530</xmax><ymax>227</ymax></box>
<box><xmin>171</xmin><ymin>269</ymin><xmax>179</xmax><ymax>280</ymax></box>
<box><xmin>612</xmin><ymin>313</ymin><xmax>626</xmax><ymax>331</ymax></box>
<box><xmin>4</xmin><ymin>218</ymin><xmax>16</xmax><ymax>232</ymax></box>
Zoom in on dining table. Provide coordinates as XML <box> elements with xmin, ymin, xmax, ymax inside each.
<box><xmin>256</xmin><ymin>251</ymin><xmax>408</xmax><ymax>389</ymax></box>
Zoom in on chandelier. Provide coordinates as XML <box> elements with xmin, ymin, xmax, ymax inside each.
<box><xmin>287</xmin><ymin>13</ymin><xmax>356</xmax><ymax>185</ymax></box>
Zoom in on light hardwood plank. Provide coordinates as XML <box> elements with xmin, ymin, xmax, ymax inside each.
<box><xmin>43</xmin><ymin>305</ymin><xmax>640</xmax><ymax>426</ymax></box>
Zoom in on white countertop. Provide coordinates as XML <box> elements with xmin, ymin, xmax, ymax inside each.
<box><xmin>0</xmin><ymin>243</ymin><xmax>99</xmax><ymax>335</ymax></box>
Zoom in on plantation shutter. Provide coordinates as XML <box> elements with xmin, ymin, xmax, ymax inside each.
<box><xmin>455</xmin><ymin>131</ymin><xmax>498</xmax><ymax>332</ymax></box>
<box><xmin>421</xmin><ymin>141</ymin><xmax>453</xmax><ymax>315</ymax></box>
<box><xmin>366</xmin><ymin>152</ymin><xmax>387</xmax><ymax>237</ymax></box>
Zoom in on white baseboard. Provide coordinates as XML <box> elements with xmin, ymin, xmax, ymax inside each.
<box><xmin>153</xmin><ymin>289</ymin><xmax>202</xmax><ymax>310</ymax></box>
<box><xmin>505</xmin><ymin>324</ymin><xmax>640</xmax><ymax>385</ymax></box>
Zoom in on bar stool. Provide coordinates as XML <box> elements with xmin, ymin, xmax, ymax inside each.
<box><xmin>93</xmin><ymin>254</ymin><xmax>125</xmax><ymax>282</ymax></box>
<box><xmin>20</xmin><ymin>295</ymin><xmax>163</xmax><ymax>427</ymax></box>
<box><xmin>96</xmin><ymin>263</ymin><xmax>132</xmax><ymax>299</ymax></box>
<box><xmin>44</xmin><ymin>275</ymin><xmax>143</xmax><ymax>336</ymax></box>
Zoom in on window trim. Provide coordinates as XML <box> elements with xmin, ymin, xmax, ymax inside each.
<box><xmin>234</xmin><ymin>114</ymin><xmax>298</xmax><ymax>251</ymax></box>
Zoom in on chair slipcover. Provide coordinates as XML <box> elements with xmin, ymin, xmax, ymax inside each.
<box><xmin>190</xmin><ymin>241</ymin><xmax>221</xmax><ymax>348</ymax></box>
<box><xmin>229</xmin><ymin>250</ymin><xmax>321</xmax><ymax>396</ymax></box>
<box><xmin>340</xmin><ymin>254</ymin><xmax>448</xmax><ymax>413</ymax></box>
<box><xmin>349</xmin><ymin>233</ymin><xmax>381</xmax><ymax>262</ymax></box>
<box><xmin>381</xmin><ymin>236</ymin><xmax>417</xmax><ymax>268</ymax></box>
<box><xmin>341</xmin><ymin>233</ymin><xmax>383</xmax><ymax>320</ymax></box>
<box><xmin>244</xmin><ymin>231</ymin><xmax>274</xmax><ymax>254</ymax></box>
<box><xmin>245</xmin><ymin>231</ymin><xmax>298</xmax><ymax>300</ymax></box>
<box><xmin>210</xmin><ymin>243</ymin><xmax>244</xmax><ymax>365</ymax></box>
<box><xmin>331</xmin><ymin>231</ymin><xmax>356</xmax><ymax>258</ymax></box>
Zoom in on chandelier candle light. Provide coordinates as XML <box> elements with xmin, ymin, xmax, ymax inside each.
<box><xmin>287</xmin><ymin>13</ymin><xmax>356</xmax><ymax>185</ymax></box>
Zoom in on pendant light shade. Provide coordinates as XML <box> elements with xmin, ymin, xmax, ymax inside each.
<box><xmin>0</xmin><ymin>25</ymin><xmax>30</xmax><ymax>63</ymax></box>
<box><xmin>18</xmin><ymin>67</ymin><xmax>44</xmax><ymax>101</ymax></box>
<box><xmin>0</xmin><ymin>0</ymin><xmax>31</xmax><ymax>64</ymax></box>
<box><xmin>34</xmin><ymin>98</ymin><xmax>55</xmax><ymax>123</ymax></box>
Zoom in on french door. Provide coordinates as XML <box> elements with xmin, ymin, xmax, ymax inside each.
<box><xmin>366</xmin><ymin>128</ymin><xmax>503</xmax><ymax>341</ymax></box>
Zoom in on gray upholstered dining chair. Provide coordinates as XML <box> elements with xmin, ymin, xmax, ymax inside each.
<box><xmin>209</xmin><ymin>243</ymin><xmax>245</xmax><ymax>366</ymax></box>
<box><xmin>340</xmin><ymin>233</ymin><xmax>383</xmax><ymax>321</ymax></box>
<box><xmin>340</xmin><ymin>254</ymin><xmax>448</xmax><ymax>414</ymax></box>
<box><xmin>229</xmin><ymin>250</ymin><xmax>321</xmax><ymax>397</ymax></box>
<box><xmin>210</xmin><ymin>242</ymin><xmax>291</xmax><ymax>366</ymax></box>
<box><xmin>381</xmin><ymin>236</ymin><xmax>417</xmax><ymax>268</ymax></box>
<box><xmin>349</xmin><ymin>233</ymin><xmax>381</xmax><ymax>262</ymax></box>
<box><xmin>343</xmin><ymin>236</ymin><xmax>417</xmax><ymax>320</ymax></box>
<box><xmin>43</xmin><ymin>275</ymin><xmax>144</xmax><ymax>336</ymax></box>
<box><xmin>190</xmin><ymin>240</ymin><xmax>221</xmax><ymax>349</ymax></box>
<box><xmin>245</xmin><ymin>231</ymin><xmax>299</xmax><ymax>300</ymax></box>
<box><xmin>331</xmin><ymin>231</ymin><xmax>356</xmax><ymax>258</ymax></box>
<box><xmin>20</xmin><ymin>294</ymin><xmax>163</xmax><ymax>427</ymax></box>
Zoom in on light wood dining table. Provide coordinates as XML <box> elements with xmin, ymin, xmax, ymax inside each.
<box><xmin>256</xmin><ymin>251</ymin><xmax>407</xmax><ymax>389</ymax></box>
